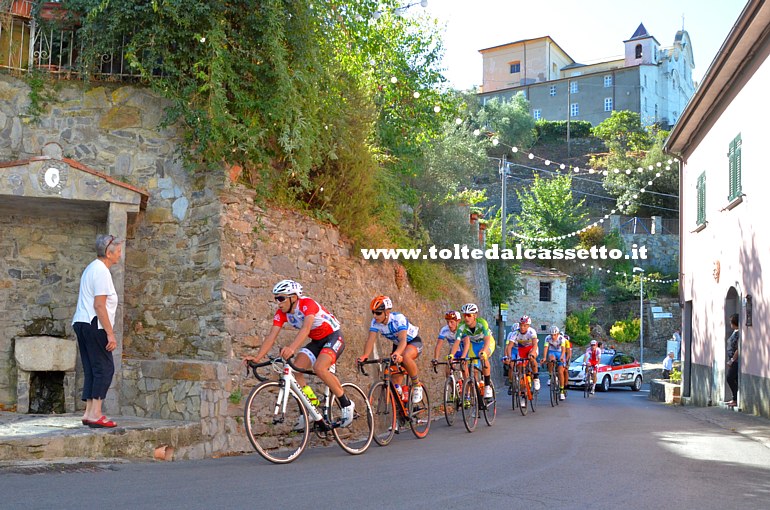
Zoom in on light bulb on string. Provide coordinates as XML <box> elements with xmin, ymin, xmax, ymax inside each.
<box><xmin>413</xmin><ymin>91</ymin><xmax>420</xmax><ymax>98</ymax></box>
<box><xmin>390</xmin><ymin>76</ymin><xmax>398</xmax><ymax>83</ymax></box>
<box><xmin>433</xmin><ymin>105</ymin><xmax>441</xmax><ymax>113</ymax></box>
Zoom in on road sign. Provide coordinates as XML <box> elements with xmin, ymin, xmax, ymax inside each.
<box><xmin>653</xmin><ymin>312</ymin><xmax>673</xmax><ymax>319</ymax></box>
<box><xmin>651</xmin><ymin>306</ymin><xmax>663</xmax><ymax>313</ymax></box>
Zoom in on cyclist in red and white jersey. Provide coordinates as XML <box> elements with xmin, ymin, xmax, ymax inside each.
<box><xmin>503</xmin><ymin>315</ymin><xmax>540</xmax><ymax>393</ymax></box>
<box><xmin>244</xmin><ymin>280</ymin><xmax>354</xmax><ymax>426</ymax></box>
<box><xmin>358</xmin><ymin>295</ymin><xmax>425</xmax><ymax>404</ymax></box>
<box><xmin>585</xmin><ymin>340</ymin><xmax>601</xmax><ymax>394</ymax></box>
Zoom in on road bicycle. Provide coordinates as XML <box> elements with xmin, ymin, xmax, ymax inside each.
<box><xmin>244</xmin><ymin>357</ymin><xmax>374</xmax><ymax>464</ymax></box>
<box><xmin>583</xmin><ymin>363</ymin><xmax>596</xmax><ymax>398</ymax></box>
<box><xmin>432</xmin><ymin>358</ymin><xmax>465</xmax><ymax>426</ymax></box>
<box><xmin>459</xmin><ymin>356</ymin><xmax>496</xmax><ymax>432</ymax></box>
<box><xmin>359</xmin><ymin>358</ymin><xmax>431</xmax><ymax>445</ymax></box>
<box><xmin>509</xmin><ymin>357</ymin><xmax>538</xmax><ymax>415</ymax></box>
<box><xmin>543</xmin><ymin>358</ymin><xmax>561</xmax><ymax>407</ymax></box>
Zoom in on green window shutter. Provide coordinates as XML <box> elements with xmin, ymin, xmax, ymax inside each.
<box><xmin>728</xmin><ymin>133</ymin><xmax>742</xmax><ymax>201</ymax></box>
<box><xmin>697</xmin><ymin>172</ymin><xmax>706</xmax><ymax>225</ymax></box>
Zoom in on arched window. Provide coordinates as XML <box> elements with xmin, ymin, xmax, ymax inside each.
<box><xmin>635</xmin><ymin>44</ymin><xmax>643</xmax><ymax>59</ymax></box>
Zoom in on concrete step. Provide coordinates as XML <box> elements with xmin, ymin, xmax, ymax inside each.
<box><xmin>0</xmin><ymin>412</ymin><xmax>203</xmax><ymax>462</ymax></box>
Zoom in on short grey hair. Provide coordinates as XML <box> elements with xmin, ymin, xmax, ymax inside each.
<box><xmin>95</xmin><ymin>234</ymin><xmax>121</xmax><ymax>257</ymax></box>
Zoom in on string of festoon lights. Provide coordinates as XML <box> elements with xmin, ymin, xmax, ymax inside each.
<box><xmin>380</xmin><ymin>78</ymin><xmax>678</xmax><ymax>243</ymax></box>
<box><xmin>580</xmin><ymin>263</ymin><xmax>679</xmax><ymax>283</ymax></box>
<box><xmin>467</xmin><ymin>129</ymin><xmax>680</xmax><ymax>242</ymax></box>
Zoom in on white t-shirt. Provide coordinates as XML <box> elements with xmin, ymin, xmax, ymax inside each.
<box><xmin>72</xmin><ymin>259</ymin><xmax>117</xmax><ymax>330</ymax></box>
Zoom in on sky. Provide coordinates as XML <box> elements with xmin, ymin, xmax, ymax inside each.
<box><xmin>425</xmin><ymin>0</ymin><xmax>748</xmax><ymax>90</ymax></box>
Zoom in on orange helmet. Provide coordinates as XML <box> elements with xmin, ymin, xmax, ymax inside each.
<box><xmin>370</xmin><ymin>295</ymin><xmax>393</xmax><ymax>311</ymax></box>
<box><xmin>444</xmin><ymin>310</ymin><xmax>461</xmax><ymax>321</ymax></box>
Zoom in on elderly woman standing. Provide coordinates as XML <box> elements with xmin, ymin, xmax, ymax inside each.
<box><xmin>72</xmin><ymin>234</ymin><xmax>122</xmax><ymax>428</ymax></box>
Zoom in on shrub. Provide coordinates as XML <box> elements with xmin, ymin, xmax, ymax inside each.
<box><xmin>565</xmin><ymin>306</ymin><xmax>595</xmax><ymax>346</ymax></box>
<box><xmin>670</xmin><ymin>367</ymin><xmax>682</xmax><ymax>383</ymax></box>
<box><xmin>609</xmin><ymin>316</ymin><xmax>640</xmax><ymax>343</ymax></box>
<box><xmin>580</xmin><ymin>275</ymin><xmax>601</xmax><ymax>300</ymax></box>
<box><xmin>535</xmin><ymin>119</ymin><xmax>592</xmax><ymax>140</ymax></box>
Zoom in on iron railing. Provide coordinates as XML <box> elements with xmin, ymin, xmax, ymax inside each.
<box><xmin>1</xmin><ymin>3</ymin><xmax>140</xmax><ymax>80</ymax></box>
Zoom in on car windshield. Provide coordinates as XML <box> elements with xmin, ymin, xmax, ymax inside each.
<box><xmin>571</xmin><ymin>353</ymin><xmax>616</xmax><ymax>365</ymax></box>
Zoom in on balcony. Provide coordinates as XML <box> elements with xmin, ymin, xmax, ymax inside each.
<box><xmin>0</xmin><ymin>1</ymin><xmax>139</xmax><ymax>80</ymax></box>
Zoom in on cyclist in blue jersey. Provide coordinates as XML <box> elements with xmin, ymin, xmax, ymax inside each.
<box><xmin>358</xmin><ymin>295</ymin><xmax>424</xmax><ymax>403</ymax></box>
<box><xmin>451</xmin><ymin>303</ymin><xmax>495</xmax><ymax>399</ymax></box>
<box><xmin>433</xmin><ymin>310</ymin><xmax>461</xmax><ymax>377</ymax></box>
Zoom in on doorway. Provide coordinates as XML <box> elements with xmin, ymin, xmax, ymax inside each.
<box><xmin>724</xmin><ymin>287</ymin><xmax>740</xmax><ymax>404</ymax></box>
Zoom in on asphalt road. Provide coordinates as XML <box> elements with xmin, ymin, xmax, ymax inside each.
<box><xmin>3</xmin><ymin>386</ymin><xmax>770</xmax><ymax>510</ymax></box>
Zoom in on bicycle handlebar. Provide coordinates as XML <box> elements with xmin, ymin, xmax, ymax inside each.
<box><xmin>357</xmin><ymin>358</ymin><xmax>402</xmax><ymax>377</ymax></box>
<box><xmin>246</xmin><ymin>356</ymin><xmax>314</xmax><ymax>382</ymax></box>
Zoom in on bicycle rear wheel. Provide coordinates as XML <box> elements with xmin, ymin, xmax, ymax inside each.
<box><xmin>483</xmin><ymin>381</ymin><xmax>496</xmax><ymax>426</ymax></box>
<box><xmin>244</xmin><ymin>381</ymin><xmax>309</xmax><ymax>464</ymax></box>
<box><xmin>330</xmin><ymin>383</ymin><xmax>374</xmax><ymax>455</ymax></box>
<box><xmin>461</xmin><ymin>377</ymin><xmax>478</xmax><ymax>432</ymax></box>
<box><xmin>369</xmin><ymin>381</ymin><xmax>396</xmax><ymax>446</ymax></box>
<box><xmin>409</xmin><ymin>383</ymin><xmax>431</xmax><ymax>439</ymax></box>
<box><xmin>443</xmin><ymin>377</ymin><xmax>457</xmax><ymax>426</ymax></box>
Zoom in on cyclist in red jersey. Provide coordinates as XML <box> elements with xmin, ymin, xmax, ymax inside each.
<box><xmin>244</xmin><ymin>280</ymin><xmax>354</xmax><ymax>426</ymax></box>
<box><xmin>585</xmin><ymin>340</ymin><xmax>601</xmax><ymax>394</ymax></box>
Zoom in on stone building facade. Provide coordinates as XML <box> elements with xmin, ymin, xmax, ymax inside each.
<box><xmin>0</xmin><ymin>75</ymin><xmax>480</xmax><ymax>456</ymax></box>
<box><xmin>479</xmin><ymin>24</ymin><xmax>696</xmax><ymax>129</ymax></box>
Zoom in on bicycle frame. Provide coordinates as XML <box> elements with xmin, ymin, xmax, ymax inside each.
<box><xmin>251</xmin><ymin>358</ymin><xmax>330</xmax><ymax>427</ymax></box>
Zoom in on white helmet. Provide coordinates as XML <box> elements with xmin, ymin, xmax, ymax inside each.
<box><xmin>519</xmin><ymin>315</ymin><xmax>532</xmax><ymax>325</ymax></box>
<box><xmin>461</xmin><ymin>303</ymin><xmax>479</xmax><ymax>314</ymax></box>
<box><xmin>272</xmin><ymin>279</ymin><xmax>303</xmax><ymax>296</ymax></box>
<box><xmin>549</xmin><ymin>326</ymin><xmax>560</xmax><ymax>334</ymax></box>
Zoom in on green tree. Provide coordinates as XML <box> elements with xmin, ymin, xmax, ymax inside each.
<box><xmin>590</xmin><ymin>111</ymin><xmax>679</xmax><ymax>217</ymax></box>
<box><xmin>484</xmin><ymin>208</ymin><xmax>520</xmax><ymax>305</ymax></box>
<box><xmin>473</xmin><ymin>95</ymin><xmax>535</xmax><ymax>158</ymax></box>
<box><xmin>512</xmin><ymin>173</ymin><xmax>588</xmax><ymax>249</ymax></box>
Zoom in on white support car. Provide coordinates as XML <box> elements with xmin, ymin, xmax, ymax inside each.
<box><xmin>567</xmin><ymin>350</ymin><xmax>643</xmax><ymax>392</ymax></box>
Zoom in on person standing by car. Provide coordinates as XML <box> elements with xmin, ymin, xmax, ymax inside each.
<box><xmin>725</xmin><ymin>314</ymin><xmax>739</xmax><ymax>407</ymax></box>
<box><xmin>72</xmin><ymin>234</ymin><xmax>121</xmax><ymax>428</ymax></box>
<box><xmin>662</xmin><ymin>351</ymin><xmax>675</xmax><ymax>379</ymax></box>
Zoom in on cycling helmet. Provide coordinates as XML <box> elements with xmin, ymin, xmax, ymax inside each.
<box><xmin>272</xmin><ymin>279</ymin><xmax>303</xmax><ymax>296</ymax></box>
<box><xmin>444</xmin><ymin>310</ymin><xmax>462</xmax><ymax>321</ymax></box>
<box><xmin>370</xmin><ymin>295</ymin><xmax>393</xmax><ymax>311</ymax></box>
<box><xmin>461</xmin><ymin>303</ymin><xmax>479</xmax><ymax>314</ymax></box>
<box><xmin>549</xmin><ymin>326</ymin><xmax>560</xmax><ymax>334</ymax></box>
<box><xmin>590</xmin><ymin>340</ymin><xmax>597</xmax><ymax>345</ymax></box>
<box><xmin>519</xmin><ymin>315</ymin><xmax>532</xmax><ymax>325</ymax></box>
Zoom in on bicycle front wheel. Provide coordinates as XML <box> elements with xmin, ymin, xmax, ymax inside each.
<box><xmin>409</xmin><ymin>383</ymin><xmax>431</xmax><ymax>439</ymax></box>
<box><xmin>511</xmin><ymin>374</ymin><xmax>519</xmax><ymax>410</ymax></box>
<box><xmin>483</xmin><ymin>381</ymin><xmax>496</xmax><ymax>426</ymax></box>
<box><xmin>368</xmin><ymin>381</ymin><xmax>396</xmax><ymax>446</ymax></box>
<box><xmin>462</xmin><ymin>377</ymin><xmax>479</xmax><ymax>432</ymax></box>
<box><xmin>330</xmin><ymin>383</ymin><xmax>374</xmax><ymax>455</ymax></box>
<box><xmin>518</xmin><ymin>376</ymin><xmax>528</xmax><ymax>416</ymax></box>
<box><xmin>549</xmin><ymin>372</ymin><xmax>558</xmax><ymax>407</ymax></box>
<box><xmin>244</xmin><ymin>381</ymin><xmax>309</xmax><ymax>464</ymax></box>
<box><xmin>584</xmin><ymin>373</ymin><xmax>591</xmax><ymax>398</ymax></box>
<box><xmin>443</xmin><ymin>377</ymin><xmax>457</xmax><ymax>426</ymax></box>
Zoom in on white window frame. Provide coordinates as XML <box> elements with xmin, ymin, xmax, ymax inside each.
<box><xmin>549</xmin><ymin>85</ymin><xmax>556</xmax><ymax>97</ymax></box>
<box><xmin>533</xmin><ymin>109</ymin><xmax>542</xmax><ymax>120</ymax></box>
<box><xmin>604</xmin><ymin>97</ymin><xmax>613</xmax><ymax>112</ymax></box>
<box><xmin>570</xmin><ymin>81</ymin><xmax>578</xmax><ymax>93</ymax></box>
<box><xmin>570</xmin><ymin>103</ymin><xmax>579</xmax><ymax>117</ymax></box>
<box><xmin>604</xmin><ymin>75</ymin><xmax>612</xmax><ymax>87</ymax></box>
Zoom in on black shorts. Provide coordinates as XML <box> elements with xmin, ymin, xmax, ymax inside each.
<box><xmin>391</xmin><ymin>336</ymin><xmax>423</xmax><ymax>355</ymax></box>
<box><xmin>299</xmin><ymin>330</ymin><xmax>345</xmax><ymax>364</ymax></box>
